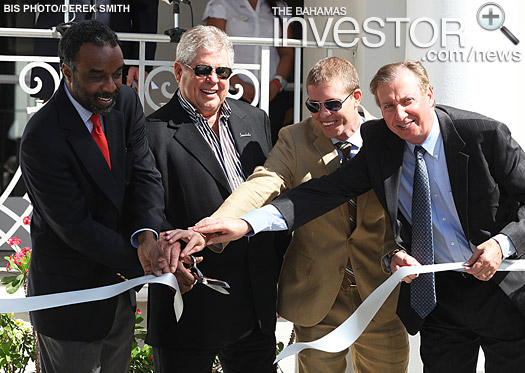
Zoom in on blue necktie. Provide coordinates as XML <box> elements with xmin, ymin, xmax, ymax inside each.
<box><xmin>410</xmin><ymin>146</ymin><xmax>436</xmax><ymax>318</ymax></box>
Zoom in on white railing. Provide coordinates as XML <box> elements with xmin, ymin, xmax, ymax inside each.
<box><xmin>0</xmin><ymin>27</ymin><xmax>353</xmax><ymax>249</ymax></box>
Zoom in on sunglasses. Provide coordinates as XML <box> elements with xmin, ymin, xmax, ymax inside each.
<box><xmin>305</xmin><ymin>90</ymin><xmax>355</xmax><ymax>113</ymax></box>
<box><xmin>184</xmin><ymin>63</ymin><xmax>233</xmax><ymax>80</ymax></box>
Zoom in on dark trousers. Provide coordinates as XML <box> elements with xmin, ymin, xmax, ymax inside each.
<box><xmin>420</xmin><ymin>271</ymin><xmax>525</xmax><ymax>373</ymax></box>
<box><xmin>37</xmin><ymin>292</ymin><xmax>135</xmax><ymax>373</ymax></box>
<box><xmin>269</xmin><ymin>91</ymin><xmax>293</xmax><ymax>145</ymax></box>
<box><xmin>153</xmin><ymin>327</ymin><xmax>276</xmax><ymax>373</ymax></box>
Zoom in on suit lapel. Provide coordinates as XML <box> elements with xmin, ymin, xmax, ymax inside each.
<box><xmin>436</xmin><ymin>107</ymin><xmax>470</xmax><ymax>240</ymax></box>
<box><xmin>380</xmin><ymin>130</ymin><xmax>404</xmax><ymax>234</ymax></box>
<box><xmin>227</xmin><ymin>106</ymin><xmax>254</xmax><ymax>177</ymax></box>
<box><xmin>311</xmin><ymin>119</ymin><xmax>340</xmax><ymax>174</ymax></box>
<box><xmin>310</xmin><ymin>119</ymin><xmax>352</xmax><ymax>225</ymax></box>
<box><xmin>56</xmin><ymin>84</ymin><xmax>122</xmax><ymax>210</ymax></box>
<box><xmin>168</xmin><ymin>99</ymin><xmax>232</xmax><ymax>193</ymax></box>
<box><xmin>102</xmin><ymin>110</ymin><xmax>126</xmax><ymax>200</ymax></box>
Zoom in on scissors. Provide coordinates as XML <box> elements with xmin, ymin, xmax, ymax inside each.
<box><xmin>187</xmin><ymin>256</ymin><xmax>230</xmax><ymax>295</ymax></box>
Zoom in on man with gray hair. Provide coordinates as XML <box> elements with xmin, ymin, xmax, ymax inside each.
<box><xmin>144</xmin><ymin>25</ymin><xmax>280</xmax><ymax>372</ymax></box>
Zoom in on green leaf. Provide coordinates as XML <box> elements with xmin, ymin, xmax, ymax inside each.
<box><xmin>6</xmin><ymin>284</ymin><xmax>18</xmax><ymax>294</ymax></box>
<box><xmin>0</xmin><ymin>275</ymin><xmax>18</xmax><ymax>285</ymax></box>
<box><xmin>11</xmin><ymin>262</ymin><xmax>22</xmax><ymax>273</ymax></box>
<box><xmin>6</xmin><ymin>276</ymin><xmax>22</xmax><ymax>294</ymax></box>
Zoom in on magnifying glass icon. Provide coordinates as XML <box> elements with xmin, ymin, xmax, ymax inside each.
<box><xmin>477</xmin><ymin>2</ymin><xmax>519</xmax><ymax>45</ymax></box>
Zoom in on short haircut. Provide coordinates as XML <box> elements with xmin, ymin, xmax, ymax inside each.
<box><xmin>176</xmin><ymin>25</ymin><xmax>234</xmax><ymax>67</ymax></box>
<box><xmin>370</xmin><ymin>60</ymin><xmax>431</xmax><ymax>106</ymax></box>
<box><xmin>58</xmin><ymin>20</ymin><xmax>119</xmax><ymax>71</ymax></box>
<box><xmin>306</xmin><ymin>57</ymin><xmax>360</xmax><ymax>94</ymax></box>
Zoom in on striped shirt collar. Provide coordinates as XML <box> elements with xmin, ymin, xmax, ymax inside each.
<box><xmin>176</xmin><ymin>89</ymin><xmax>231</xmax><ymax>123</ymax></box>
<box><xmin>175</xmin><ymin>89</ymin><xmax>245</xmax><ymax>191</ymax></box>
<box><xmin>64</xmin><ymin>82</ymin><xmax>94</xmax><ymax>125</ymax></box>
<box><xmin>64</xmin><ymin>82</ymin><xmax>104</xmax><ymax>132</ymax></box>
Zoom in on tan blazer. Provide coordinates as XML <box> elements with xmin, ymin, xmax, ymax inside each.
<box><xmin>214</xmin><ymin>110</ymin><xmax>400</xmax><ymax>327</ymax></box>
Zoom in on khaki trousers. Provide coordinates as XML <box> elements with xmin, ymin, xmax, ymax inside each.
<box><xmin>294</xmin><ymin>285</ymin><xmax>409</xmax><ymax>373</ymax></box>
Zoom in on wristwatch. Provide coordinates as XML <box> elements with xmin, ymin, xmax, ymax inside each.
<box><xmin>272</xmin><ymin>75</ymin><xmax>287</xmax><ymax>92</ymax></box>
<box><xmin>388</xmin><ymin>248</ymin><xmax>406</xmax><ymax>262</ymax></box>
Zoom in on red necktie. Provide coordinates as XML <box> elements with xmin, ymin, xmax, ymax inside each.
<box><xmin>90</xmin><ymin>114</ymin><xmax>111</xmax><ymax>169</ymax></box>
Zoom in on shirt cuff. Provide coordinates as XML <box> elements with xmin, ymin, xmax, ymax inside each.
<box><xmin>241</xmin><ymin>205</ymin><xmax>288</xmax><ymax>236</ymax></box>
<box><xmin>492</xmin><ymin>233</ymin><xmax>516</xmax><ymax>258</ymax></box>
<box><xmin>130</xmin><ymin>228</ymin><xmax>159</xmax><ymax>248</ymax></box>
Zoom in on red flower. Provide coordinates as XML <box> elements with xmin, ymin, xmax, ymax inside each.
<box><xmin>136</xmin><ymin>308</ymin><xmax>142</xmax><ymax>315</ymax></box>
<box><xmin>23</xmin><ymin>216</ymin><xmax>30</xmax><ymax>225</ymax></box>
<box><xmin>7</xmin><ymin>237</ymin><xmax>22</xmax><ymax>246</ymax></box>
<box><xmin>6</xmin><ymin>249</ymin><xmax>31</xmax><ymax>271</ymax></box>
<box><xmin>6</xmin><ymin>253</ymin><xmax>16</xmax><ymax>271</ymax></box>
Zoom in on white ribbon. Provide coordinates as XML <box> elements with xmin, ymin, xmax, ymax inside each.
<box><xmin>275</xmin><ymin>260</ymin><xmax>525</xmax><ymax>364</ymax></box>
<box><xmin>0</xmin><ymin>273</ymin><xmax>184</xmax><ymax>321</ymax></box>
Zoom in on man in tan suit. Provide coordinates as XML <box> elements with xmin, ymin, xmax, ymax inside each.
<box><xmin>189</xmin><ymin>57</ymin><xmax>409</xmax><ymax>372</ymax></box>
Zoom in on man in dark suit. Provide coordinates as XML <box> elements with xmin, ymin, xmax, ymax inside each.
<box><xmin>19</xmin><ymin>20</ymin><xmax>170</xmax><ymax>372</ymax></box>
<box><xmin>194</xmin><ymin>60</ymin><xmax>525</xmax><ymax>372</ymax></box>
<box><xmin>20</xmin><ymin>0</ymin><xmax>158</xmax><ymax>99</ymax></box>
<box><xmin>145</xmin><ymin>25</ymin><xmax>279</xmax><ymax>372</ymax></box>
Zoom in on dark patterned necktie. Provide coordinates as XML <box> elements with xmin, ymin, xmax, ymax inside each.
<box><xmin>335</xmin><ymin>141</ymin><xmax>357</xmax><ymax>290</ymax></box>
<box><xmin>410</xmin><ymin>145</ymin><xmax>436</xmax><ymax>318</ymax></box>
<box><xmin>335</xmin><ymin>141</ymin><xmax>357</xmax><ymax>232</ymax></box>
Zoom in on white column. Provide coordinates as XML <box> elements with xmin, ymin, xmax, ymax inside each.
<box><xmin>404</xmin><ymin>0</ymin><xmax>524</xmax><ymax>145</ymax></box>
<box><xmin>359</xmin><ymin>0</ymin><xmax>407</xmax><ymax>114</ymax></box>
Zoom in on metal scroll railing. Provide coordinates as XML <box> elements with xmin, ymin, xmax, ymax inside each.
<box><xmin>0</xmin><ymin>26</ymin><xmax>349</xmax><ymax>251</ymax></box>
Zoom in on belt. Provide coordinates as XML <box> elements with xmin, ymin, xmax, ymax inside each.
<box><xmin>341</xmin><ymin>258</ymin><xmax>356</xmax><ymax>290</ymax></box>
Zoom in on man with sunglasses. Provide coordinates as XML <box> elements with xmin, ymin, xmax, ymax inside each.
<box><xmin>196</xmin><ymin>60</ymin><xmax>525</xmax><ymax>372</ymax></box>
<box><xmin>191</xmin><ymin>57</ymin><xmax>409</xmax><ymax>372</ymax></box>
<box><xmin>144</xmin><ymin>25</ymin><xmax>280</xmax><ymax>372</ymax></box>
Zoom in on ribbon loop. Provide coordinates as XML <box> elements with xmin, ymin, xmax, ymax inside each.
<box><xmin>0</xmin><ymin>273</ymin><xmax>184</xmax><ymax>321</ymax></box>
<box><xmin>275</xmin><ymin>260</ymin><xmax>525</xmax><ymax>364</ymax></box>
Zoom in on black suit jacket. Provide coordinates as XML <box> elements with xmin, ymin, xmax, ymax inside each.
<box><xmin>145</xmin><ymin>96</ymin><xmax>279</xmax><ymax>347</ymax></box>
<box><xmin>272</xmin><ymin>105</ymin><xmax>525</xmax><ymax>335</ymax></box>
<box><xmin>19</xmin><ymin>82</ymin><xmax>165</xmax><ymax>341</ymax></box>
<box><xmin>21</xmin><ymin>0</ymin><xmax>159</xmax><ymax>99</ymax></box>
